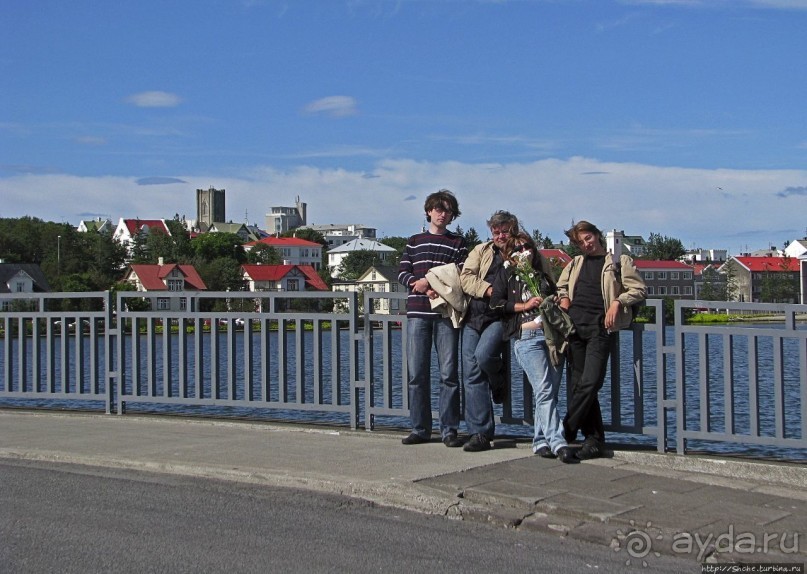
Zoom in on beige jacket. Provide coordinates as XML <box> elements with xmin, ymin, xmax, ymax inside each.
<box><xmin>556</xmin><ymin>253</ymin><xmax>646</xmax><ymax>331</ymax></box>
<box><xmin>426</xmin><ymin>263</ymin><xmax>468</xmax><ymax>328</ymax></box>
<box><xmin>459</xmin><ymin>241</ymin><xmax>496</xmax><ymax>298</ymax></box>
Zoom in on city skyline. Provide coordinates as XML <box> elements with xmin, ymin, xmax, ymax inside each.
<box><xmin>2</xmin><ymin>0</ymin><xmax>807</xmax><ymax>254</ymax></box>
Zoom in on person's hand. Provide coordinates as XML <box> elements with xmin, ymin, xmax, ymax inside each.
<box><xmin>558</xmin><ymin>297</ymin><xmax>570</xmax><ymax>312</ymax></box>
<box><xmin>605</xmin><ymin>300</ymin><xmax>621</xmax><ymax>330</ymax></box>
<box><xmin>525</xmin><ymin>296</ymin><xmax>543</xmax><ymax>311</ymax></box>
<box><xmin>426</xmin><ymin>288</ymin><xmax>438</xmax><ymax>300</ymax></box>
<box><xmin>411</xmin><ymin>278</ymin><xmax>431</xmax><ymax>294</ymax></box>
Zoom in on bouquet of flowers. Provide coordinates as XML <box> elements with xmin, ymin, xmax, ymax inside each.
<box><xmin>509</xmin><ymin>249</ymin><xmax>542</xmax><ymax>298</ymax></box>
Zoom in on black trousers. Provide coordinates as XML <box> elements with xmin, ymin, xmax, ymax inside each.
<box><xmin>563</xmin><ymin>321</ymin><xmax>614</xmax><ymax>444</ymax></box>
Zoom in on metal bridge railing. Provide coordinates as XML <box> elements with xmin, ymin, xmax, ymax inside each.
<box><xmin>1</xmin><ymin>290</ymin><xmax>805</xmax><ymax>458</ymax></box>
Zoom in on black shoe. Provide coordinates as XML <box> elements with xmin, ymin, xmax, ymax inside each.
<box><xmin>576</xmin><ymin>440</ymin><xmax>603</xmax><ymax>460</ymax></box>
<box><xmin>463</xmin><ymin>433</ymin><xmax>491</xmax><ymax>452</ymax></box>
<box><xmin>556</xmin><ymin>446</ymin><xmax>579</xmax><ymax>464</ymax></box>
<box><xmin>535</xmin><ymin>446</ymin><xmax>555</xmax><ymax>458</ymax></box>
<box><xmin>443</xmin><ymin>433</ymin><xmax>464</xmax><ymax>448</ymax></box>
<box><xmin>401</xmin><ymin>433</ymin><xmax>429</xmax><ymax>445</ymax></box>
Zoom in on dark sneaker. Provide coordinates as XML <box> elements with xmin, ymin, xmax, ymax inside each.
<box><xmin>443</xmin><ymin>433</ymin><xmax>464</xmax><ymax>448</ymax></box>
<box><xmin>556</xmin><ymin>446</ymin><xmax>579</xmax><ymax>464</ymax></box>
<box><xmin>576</xmin><ymin>440</ymin><xmax>603</xmax><ymax>460</ymax></box>
<box><xmin>534</xmin><ymin>445</ymin><xmax>555</xmax><ymax>458</ymax></box>
<box><xmin>463</xmin><ymin>433</ymin><xmax>491</xmax><ymax>452</ymax></box>
<box><xmin>401</xmin><ymin>433</ymin><xmax>429</xmax><ymax>445</ymax></box>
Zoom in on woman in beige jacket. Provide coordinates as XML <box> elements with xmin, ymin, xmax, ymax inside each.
<box><xmin>556</xmin><ymin>221</ymin><xmax>646</xmax><ymax>460</ymax></box>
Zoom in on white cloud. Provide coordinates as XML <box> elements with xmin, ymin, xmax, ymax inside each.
<box><xmin>2</xmin><ymin>158</ymin><xmax>805</xmax><ymax>253</ymax></box>
<box><xmin>125</xmin><ymin>91</ymin><xmax>183</xmax><ymax>108</ymax></box>
<box><xmin>302</xmin><ymin>96</ymin><xmax>358</xmax><ymax>118</ymax></box>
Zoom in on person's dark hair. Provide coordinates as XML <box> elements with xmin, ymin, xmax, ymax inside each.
<box><xmin>424</xmin><ymin>189</ymin><xmax>461</xmax><ymax>222</ymax></box>
<box><xmin>486</xmin><ymin>210</ymin><xmax>519</xmax><ymax>234</ymax></box>
<box><xmin>564</xmin><ymin>220</ymin><xmax>605</xmax><ymax>248</ymax></box>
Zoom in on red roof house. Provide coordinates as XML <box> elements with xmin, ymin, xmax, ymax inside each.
<box><xmin>121</xmin><ymin>261</ymin><xmax>207</xmax><ymax>311</ymax></box>
<box><xmin>720</xmin><ymin>256</ymin><xmax>800</xmax><ymax>303</ymax></box>
<box><xmin>241</xmin><ymin>264</ymin><xmax>328</xmax><ymax>292</ymax></box>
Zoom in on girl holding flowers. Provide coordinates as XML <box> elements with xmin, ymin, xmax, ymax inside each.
<box><xmin>490</xmin><ymin>231</ymin><xmax>576</xmax><ymax>463</ymax></box>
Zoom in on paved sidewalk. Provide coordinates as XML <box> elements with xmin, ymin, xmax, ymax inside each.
<box><xmin>1</xmin><ymin>410</ymin><xmax>805</xmax><ymax>565</ymax></box>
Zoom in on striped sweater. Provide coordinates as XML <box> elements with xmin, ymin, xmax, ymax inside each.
<box><xmin>397</xmin><ymin>230</ymin><xmax>468</xmax><ymax>318</ymax></box>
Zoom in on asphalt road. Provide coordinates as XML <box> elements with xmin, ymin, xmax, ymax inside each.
<box><xmin>0</xmin><ymin>459</ymin><xmax>696</xmax><ymax>573</ymax></box>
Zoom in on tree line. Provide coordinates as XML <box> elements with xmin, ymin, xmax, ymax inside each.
<box><xmin>5</xmin><ymin>215</ymin><xmax>795</xmax><ymax>306</ymax></box>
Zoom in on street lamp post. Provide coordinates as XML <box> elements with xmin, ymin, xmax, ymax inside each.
<box><xmin>57</xmin><ymin>235</ymin><xmax>61</xmax><ymax>275</ymax></box>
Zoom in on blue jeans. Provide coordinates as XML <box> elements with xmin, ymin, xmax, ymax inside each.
<box><xmin>513</xmin><ymin>329</ymin><xmax>567</xmax><ymax>453</ymax></box>
<box><xmin>461</xmin><ymin>321</ymin><xmax>504</xmax><ymax>438</ymax></box>
<box><xmin>406</xmin><ymin>317</ymin><xmax>460</xmax><ymax>439</ymax></box>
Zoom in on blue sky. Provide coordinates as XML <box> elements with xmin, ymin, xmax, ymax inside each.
<box><xmin>2</xmin><ymin>0</ymin><xmax>806</xmax><ymax>253</ymax></box>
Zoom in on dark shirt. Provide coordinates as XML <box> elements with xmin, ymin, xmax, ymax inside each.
<box><xmin>569</xmin><ymin>255</ymin><xmax>605</xmax><ymax>326</ymax></box>
<box><xmin>465</xmin><ymin>248</ymin><xmax>504</xmax><ymax>332</ymax></box>
<box><xmin>397</xmin><ymin>230</ymin><xmax>468</xmax><ymax>319</ymax></box>
<box><xmin>490</xmin><ymin>254</ymin><xmax>557</xmax><ymax>341</ymax></box>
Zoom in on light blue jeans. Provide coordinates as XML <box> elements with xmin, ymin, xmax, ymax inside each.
<box><xmin>513</xmin><ymin>329</ymin><xmax>567</xmax><ymax>454</ymax></box>
<box><xmin>461</xmin><ymin>321</ymin><xmax>504</xmax><ymax>438</ymax></box>
<box><xmin>406</xmin><ymin>317</ymin><xmax>461</xmax><ymax>440</ymax></box>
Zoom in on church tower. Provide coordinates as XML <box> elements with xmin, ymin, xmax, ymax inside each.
<box><xmin>196</xmin><ymin>187</ymin><xmax>225</xmax><ymax>232</ymax></box>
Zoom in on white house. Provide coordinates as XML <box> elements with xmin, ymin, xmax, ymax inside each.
<box><xmin>784</xmin><ymin>238</ymin><xmax>807</xmax><ymax>259</ymax></box>
<box><xmin>121</xmin><ymin>260</ymin><xmax>207</xmax><ymax>311</ymax></box>
<box><xmin>299</xmin><ymin>223</ymin><xmax>377</xmax><ymax>248</ymax></box>
<box><xmin>77</xmin><ymin>217</ymin><xmax>114</xmax><ymax>234</ymax></box>
<box><xmin>327</xmin><ymin>238</ymin><xmax>397</xmax><ymax>278</ymax></box>
<box><xmin>606</xmin><ymin>230</ymin><xmax>646</xmax><ymax>257</ymax></box>
<box><xmin>0</xmin><ymin>263</ymin><xmax>50</xmax><ymax>310</ymax></box>
<box><xmin>243</xmin><ymin>236</ymin><xmax>323</xmax><ymax>270</ymax></box>
<box><xmin>112</xmin><ymin>218</ymin><xmax>171</xmax><ymax>257</ymax></box>
<box><xmin>331</xmin><ymin>265</ymin><xmax>404</xmax><ymax>314</ymax></box>
<box><xmin>241</xmin><ymin>264</ymin><xmax>328</xmax><ymax>293</ymax></box>
<box><xmin>681</xmin><ymin>248</ymin><xmax>728</xmax><ymax>264</ymax></box>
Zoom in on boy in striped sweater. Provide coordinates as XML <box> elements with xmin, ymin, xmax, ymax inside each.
<box><xmin>398</xmin><ymin>189</ymin><xmax>468</xmax><ymax>447</ymax></box>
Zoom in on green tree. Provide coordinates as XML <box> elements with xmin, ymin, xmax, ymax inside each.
<box><xmin>531</xmin><ymin>228</ymin><xmax>555</xmax><ymax>249</ymax></box>
<box><xmin>723</xmin><ymin>263</ymin><xmax>740</xmax><ymax>302</ymax></box>
<box><xmin>246</xmin><ymin>243</ymin><xmax>282</xmax><ymax>265</ymax></box>
<box><xmin>129</xmin><ymin>228</ymin><xmax>150</xmax><ymax>264</ymax></box>
<box><xmin>464</xmin><ymin>227</ymin><xmax>482</xmax><ymax>250</ymax></box>
<box><xmin>562</xmin><ymin>241</ymin><xmax>582</xmax><ymax>258</ymax></box>
<box><xmin>380</xmin><ymin>236</ymin><xmax>408</xmax><ymax>268</ymax></box>
<box><xmin>111</xmin><ymin>281</ymin><xmax>150</xmax><ymax>311</ymax></box>
<box><xmin>191</xmin><ymin>232</ymin><xmax>244</xmax><ymax>262</ymax></box>
<box><xmin>698</xmin><ymin>267</ymin><xmax>727</xmax><ymax>301</ymax></box>
<box><xmin>145</xmin><ymin>229</ymin><xmax>175</xmax><ymax>263</ymax></box>
<box><xmin>149</xmin><ymin>215</ymin><xmax>194</xmax><ymax>263</ymax></box>
<box><xmin>337</xmin><ymin>250</ymin><xmax>381</xmax><ymax>280</ymax></box>
<box><xmin>197</xmin><ymin>257</ymin><xmax>244</xmax><ymax>292</ymax></box>
<box><xmin>760</xmin><ymin>255</ymin><xmax>798</xmax><ymax>303</ymax></box>
<box><xmin>644</xmin><ymin>233</ymin><xmax>686</xmax><ymax>261</ymax></box>
<box><xmin>0</xmin><ymin>217</ymin><xmax>127</xmax><ymax>291</ymax></box>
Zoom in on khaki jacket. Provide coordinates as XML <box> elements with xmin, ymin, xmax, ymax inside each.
<box><xmin>556</xmin><ymin>253</ymin><xmax>647</xmax><ymax>331</ymax></box>
<box><xmin>460</xmin><ymin>241</ymin><xmax>496</xmax><ymax>298</ymax></box>
<box><xmin>426</xmin><ymin>263</ymin><xmax>468</xmax><ymax>328</ymax></box>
